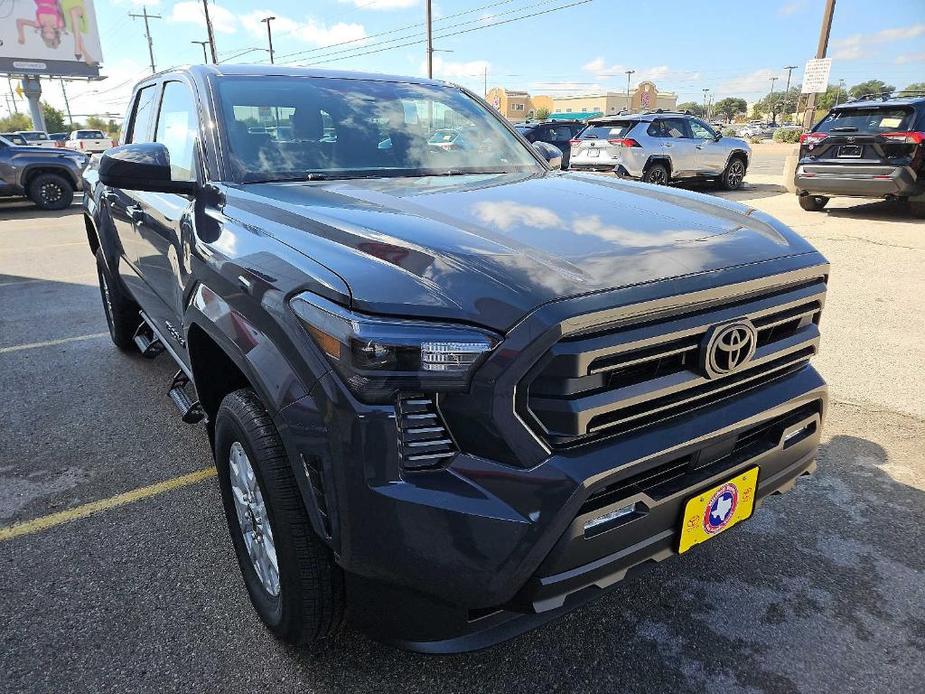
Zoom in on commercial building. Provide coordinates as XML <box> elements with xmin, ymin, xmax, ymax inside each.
<box><xmin>487</xmin><ymin>82</ymin><xmax>678</xmax><ymax>122</ymax></box>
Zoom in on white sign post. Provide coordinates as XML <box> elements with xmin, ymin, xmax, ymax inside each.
<box><xmin>802</xmin><ymin>58</ymin><xmax>832</xmax><ymax>94</ymax></box>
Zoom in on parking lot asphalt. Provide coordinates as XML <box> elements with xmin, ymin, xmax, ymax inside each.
<box><xmin>2</xmin><ymin>149</ymin><xmax>924</xmax><ymax>693</ymax></box>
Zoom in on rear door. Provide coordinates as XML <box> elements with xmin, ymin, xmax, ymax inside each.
<box><xmin>647</xmin><ymin>118</ymin><xmax>695</xmax><ymax>175</ymax></box>
<box><xmin>803</xmin><ymin>105</ymin><xmax>917</xmax><ymax>165</ymax></box>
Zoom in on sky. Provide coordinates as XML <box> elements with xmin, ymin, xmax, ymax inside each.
<box><xmin>4</xmin><ymin>0</ymin><xmax>925</xmax><ymax>121</ymax></box>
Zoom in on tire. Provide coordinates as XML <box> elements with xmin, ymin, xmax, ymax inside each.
<box><xmin>798</xmin><ymin>194</ymin><xmax>829</xmax><ymax>211</ymax></box>
<box><xmin>720</xmin><ymin>156</ymin><xmax>747</xmax><ymax>190</ymax></box>
<box><xmin>95</xmin><ymin>248</ymin><xmax>140</xmax><ymax>351</ymax></box>
<box><xmin>214</xmin><ymin>388</ymin><xmax>345</xmax><ymax>645</ymax></box>
<box><xmin>643</xmin><ymin>162</ymin><xmax>670</xmax><ymax>185</ymax></box>
<box><xmin>28</xmin><ymin>172</ymin><xmax>74</xmax><ymax>210</ymax></box>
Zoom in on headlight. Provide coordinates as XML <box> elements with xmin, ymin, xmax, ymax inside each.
<box><xmin>290</xmin><ymin>292</ymin><xmax>499</xmax><ymax>403</ymax></box>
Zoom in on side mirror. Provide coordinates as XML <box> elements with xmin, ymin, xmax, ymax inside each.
<box><xmin>714</xmin><ymin>132</ymin><xmax>723</xmax><ymax>142</ymax></box>
<box><xmin>99</xmin><ymin>143</ymin><xmax>195</xmax><ymax>194</ymax></box>
<box><xmin>532</xmin><ymin>141</ymin><xmax>563</xmax><ymax>170</ymax></box>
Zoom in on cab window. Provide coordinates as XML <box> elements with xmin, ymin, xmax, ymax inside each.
<box><xmin>154</xmin><ymin>81</ymin><xmax>198</xmax><ymax>182</ymax></box>
<box><xmin>127</xmin><ymin>85</ymin><xmax>158</xmax><ymax>144</ymax></box>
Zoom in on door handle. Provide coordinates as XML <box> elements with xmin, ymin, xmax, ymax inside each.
<box><xmin>102</xmin><ymin>190</ymin><xmax>118</xmax><ymax>204</ymax></box>
<box><xmin>662</xmin><ymin>143</ymin><xmax>673</xmax><ymax>148</ymax></box>
<box><xmin>126</xmin><ymin>205</ymin><xmax>145</xmax><ymax>224</ymax></box>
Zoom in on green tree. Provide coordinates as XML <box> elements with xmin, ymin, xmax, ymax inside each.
<box><xmin>753</xmin><ymin>86</ymin><xmax>801</xmax><ymax>124</ymax></box>
<box><xmin>899</xmin><ymin>82</ymin><xmax>925</xmax><ymax>96</ymax></box>
<box><xmin>0</xmin><ymin>112</ymin><xmax>32</xmax><ymax>132</ymax></box>
<box><xmin>713</xmin><ymin>97</ymin><xmax>747</xmax><ymax>123</ymax></box>
<box><xmin>534</xmin><ymin>107</ymin><xmax>551</xmax><ymax>120</ymax></box>
<box><xmin>85</xmin><ymin>116</ymin><xmax>109</xmax><ymax>131</ymax></box>
<box><xmin>41</xmin><ymin>102</ymin><xmax>67</xmax><ymax>133</ymax></box>
<box><xmin>677</xmin><ymin>101</ymin><xmax>705</xmax><ymax>117</ymax></box>
<box><xmin>848</xmin><ymin>79</ymin><xmax>895</xmax><ymax>100</ymax></box>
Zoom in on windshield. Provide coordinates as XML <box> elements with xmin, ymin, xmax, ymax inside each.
<box><xmin>20</xmin><ymin>131</ymin><xmax>48</xmax><ymax>140</ymax></box>
<box><xmin>815</xmin><ymin>107</ymin><xmax>914</xmax><ymax>134</ymax></box>
<box><xmin>216</xmin><ymin>76</ymin><xmax>541</xmax><ymax>182</ymax></box>
<box><xmin>579</xmin><ymin>122</ymin><xmax>634</xmax><ymax>139</ymax></box>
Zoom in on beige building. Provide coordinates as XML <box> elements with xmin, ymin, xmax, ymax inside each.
<box><xmin>487</xmin><ymin>81</ymin><xmax>677</xmax><ymax>121</ymax></box>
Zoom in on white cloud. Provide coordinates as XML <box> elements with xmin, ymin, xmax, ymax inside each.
<box><xmin>778</xmin><ymin>2</ymin><xmax>803</xmax><ymax>16</ymax></box>
<box><xmin>832</xmin><ymin>24</ymin><xmax>925</xmax><ymax>61</ymax></box>
<box><xmin>422</xmin><ymin>55</ymin><xmax>490</xmax><ymax>80</ymax></box>
<box><xmin>337</xmin><ymin>0</ymin><xmax>419</xmax><ymax>9</ymax></box>
<box><xmin>296</xmin><ymin>20</ymin><xmax>367</xmax><ymax>46</ymax></box>
<box><xmin>582</xmin><ymin>58</ymin><xmax>700</xmax><ymax>84</ymax></box>
<box><xmin>896</xmin><ymin>52</ymin><xmax>925</xmax><ymax>64</ymax></box>
<box><xmin>169</xmin><ymin>1</ymin><xmax>238</xmax><ymax>34</ymax></box>
<box><xmin>240</xmin><ymin>11</ymin><xmax>301</xmax><ymax>39</ymax></box>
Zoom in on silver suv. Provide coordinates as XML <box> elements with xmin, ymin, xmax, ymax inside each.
<box><xmin>569</xmin><ymin>112</ymin><xmax>751</xmax><ymax>189</ymax></box>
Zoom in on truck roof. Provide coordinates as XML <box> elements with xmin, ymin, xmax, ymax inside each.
<box><xmin>157</xmin><ymin>63</ymin><xmax>448</xmax><ymax>88</ymax></box>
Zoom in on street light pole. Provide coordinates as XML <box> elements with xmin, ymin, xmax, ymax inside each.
<box><xmin>261</xmin><ymin>16</ymin><xmax>276</xmax><ymax>64</ymax></box>
<box><xmin>702</xmin><ymin>88</ymin><xmax>710</xmax><ymax>119</ymax></box>
<box><xmin>625</xmin><ymin>70</ymin><xmax>635</xmax><ymax>109</ymax></box>
<box><xmin>191</xmin><ymin>40</ymin><xmax>209</xmax><ymax>63</ymax></box>
<box><xmin>767</xmin><ymin>76</ymin><xmax>779</xmax><ymax>124</ymax></box>
<box><xmin>835</xmin><ymin>78</ymin><xmax>845</xmax><ymax>106</ymax></box>
<box><xmin>782</xmin><ymin>65</ymin><xmax>798</xmax><ymax>123</ymax></box>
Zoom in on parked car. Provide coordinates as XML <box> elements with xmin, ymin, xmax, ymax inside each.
<box><xmin>0</xmin><ymin>132</ymin><xmax>29</xmax><ymax>145</ymax></box>
<box><xmin>0</xmin><ymin>134</ymin><xmax>88</xmax><ymax>208</ymax></box>
<box><xmin>569</xmin><ymin>112</ymin><xmax>751</xmax><ymax>189</ymax></box>
<box><xmin>795</xmin><ymin>95</ymin><xmax>925</xmax><ymax>211</ymax></box>
<box><xmin>65</xmin><ymin>129</ymin><xmax>112</xmax><ymax>153</ymax></box>
<box><xmin>739</xmin><ymin>123</ymin><xmax>777</xmax><ymax>139</ymax></box>
<box><xmin>83</xmin><ymin>65</ymin><xmax>828</xmax><ymax>653</ymax></box>
<box><xmin>49</xmin><ymin>132</ymin><xmax>69</xmax><ymax>147</ymax></box>
<box><xmin>514</xmin><ymin>120</ymin><xmax>585</xmax><ymax>168</ymax></box>
<box><xmin>14</xmin><ymin>130</ymin><xmax>57</xmax><ymax>148</ymax></box>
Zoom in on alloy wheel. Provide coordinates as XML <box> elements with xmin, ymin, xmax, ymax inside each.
<box><xmin>727</xmin><ymin>160</ymin><xmax>745</xmax><ymax>188</ymax></box>
<box><xmin>228</xmin><ymin>441</ymin><xmax>280</xmax><ymax>596</ymax></box>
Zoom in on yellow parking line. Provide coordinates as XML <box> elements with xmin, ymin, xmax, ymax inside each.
<box><xmin>0</xmin><ymin>332</ymin><xmax>110</xmax><ymax>354</ymax></box>
<box><xmin>0</xmin><ymin>467</ymin><xmax>217</xmax><ymax>542</ymax></box>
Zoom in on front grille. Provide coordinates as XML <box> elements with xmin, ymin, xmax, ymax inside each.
<box><xmin>396</xmin><ymin>395</ymin><xmax>457</xmax><ymax>469</ymax></box>
<box><xmin>524</xmin><ymin>275</ymin><xmax>826</xmax><ymax>446</ymax></box>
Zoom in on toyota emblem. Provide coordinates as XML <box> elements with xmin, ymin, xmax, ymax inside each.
<box><xmin>702</xmin><ymin>320</ymin><xmax>758</xmax><ymax>378</ymax></box>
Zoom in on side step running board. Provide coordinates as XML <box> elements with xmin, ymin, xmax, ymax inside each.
<box><xmin>133</xmin><ymin>319</ymin><xmax>164</xmax><ymax>358</ymax></box>
<box><xmin>168</xmin><ymin>370</ymin><xmax>205</xmax><ymax>424</ymax></box>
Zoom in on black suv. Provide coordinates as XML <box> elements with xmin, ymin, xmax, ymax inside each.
<box><xmin>514</xmin><ymin>119</ymin><xmax>585</xmax><ymax>168</ymax></box>
<box><xmin>83</xmin><ymin>65</ymin><xmax>828</xmax><ymax>653</ymax></box>
<box><xmin>0</xmin><ymin>134</ymin><xmax>88</xmax><ymax>209</ymax></box>
<box><xmin>795</xmin><ymin>95</ymin><xmax>925</xmax><ymax>211</ymax></box>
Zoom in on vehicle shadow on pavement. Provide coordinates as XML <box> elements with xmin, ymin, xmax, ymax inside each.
<box><xmin>290</xmin><ymin>425</ymin><xmax>925</xmax><ymax>694</ymax></box>
<box><xmin>0</xmin><ymin>199</ymin><xmax>83</xmax><ymax>222</ymax></box>
<box><xmin>822</xmin><ymin>199</ymin><xmax>925</xmax><ymax>221</ymax></box>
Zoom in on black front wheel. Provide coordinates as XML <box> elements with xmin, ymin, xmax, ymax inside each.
<box><xmin>28</xmin><ymin>173</ymin><xmax>74</xmax><ymax>210</ymax></box>
<box><xmin>720</xmin><ymin>157</ymin><xmax>747</xmax><ymax>190</ymax></box>
<box><xmin>214</xmin><ymin>388</ymin><xmax>345</xmax><ymax>645</ymax></box>
<box><xmin>799</xmin><ymin>194</ymin><xmax>829</xmax><ymax>211</ymax></box>
<box><xmin>95</xmin><ymin>249</ymin><xmax>140</xmax><ymax>351</ymax></box>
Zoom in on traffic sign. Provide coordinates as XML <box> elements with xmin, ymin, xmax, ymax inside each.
<box><xmin>802</xmin><ymin>58</ymin><xmax>832</xmax><ymax>94</ymax></box>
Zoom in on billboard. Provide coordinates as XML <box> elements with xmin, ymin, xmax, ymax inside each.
<box><xmin>0</xmin><ymin>0</ymin><xmax>103</xmax><ymax>78</ymax></box>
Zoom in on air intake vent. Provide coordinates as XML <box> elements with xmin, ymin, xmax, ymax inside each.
<box><xmin>396</xmin><ymin>395</ymin><xmax>457</xmax><ymax>470</ymax></box>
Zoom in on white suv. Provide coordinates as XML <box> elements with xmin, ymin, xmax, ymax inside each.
<box><xmin>569</xmin><ymin>112</ymin><xmax>752</xmax><ymax>189</ymax></box>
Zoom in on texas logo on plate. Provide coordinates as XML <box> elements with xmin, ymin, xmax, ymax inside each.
<box><xmin>678</xmin><ymin>467</ymin><xmax>759</xmax><ymax>554</ymax></box>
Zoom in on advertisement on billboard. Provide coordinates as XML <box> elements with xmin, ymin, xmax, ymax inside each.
<box><xmin>0</xmin><ymin>0</ymin><xmax>103</xmax><ymax>78</ymax></box>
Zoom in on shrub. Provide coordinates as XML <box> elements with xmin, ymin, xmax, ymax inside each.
<box><xmin>722</xmin><ymin>127</ymin><xmax>737</xmax><ymax>137</ymax></box>
<box><xmin>748</xmin><ymin>135</ymin><xmax>764</xmax><ymax>144</ymax></box>
<box><xmin>773</xmin><ymin>128</ymin><xmax>802</xmax><ymax>143</ymax></box>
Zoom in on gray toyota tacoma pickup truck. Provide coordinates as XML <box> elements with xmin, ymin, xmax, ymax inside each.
<box><xmin>82</xmin><ymin>64</ymin><xmax>829</xmax><ymax>653</ymax></box>
<box><xmin>0</xmin><ymin>134</ymin><xmax>88</xmax><ymax>209</ymax></box>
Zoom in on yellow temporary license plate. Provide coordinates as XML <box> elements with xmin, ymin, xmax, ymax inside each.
<box><xmin>678</xmin><ymin>467</ymin><xmax>759</xmax><ymax>554</ymax></box>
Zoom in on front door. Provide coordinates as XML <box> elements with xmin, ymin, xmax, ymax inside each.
<box><xmin>687</xmin><ymin>119</ymin><xmax>727</xmax><ymax>175</ymax></box>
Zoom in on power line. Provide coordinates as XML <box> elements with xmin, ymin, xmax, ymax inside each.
<box><xmin>295</xmin><ymin>0</ymin><xmax>595</xmax><ymax>68</ymax></box>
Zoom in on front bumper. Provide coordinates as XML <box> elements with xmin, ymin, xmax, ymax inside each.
<box><xmin>795</xmin><ymin>162</ymin><xmax>922</xmax><ymax>198</ymax></box>
<box><xmin>281</xmin><ymin>360</ymin><xmax>826</xmax><ymax>652</ymax></box>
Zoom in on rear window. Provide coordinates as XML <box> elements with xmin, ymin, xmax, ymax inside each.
<box><xmin>579</xmin><ymin>121</ymin><xmax>634</xmax><ymax>139</ymax></box>
<box><xmin>815</xmin><ymin>107</ymin><xmax>914</xmax><ymax>134</ymax></box>
<box><xmin>21</xmin><ymin>131</ymin><xmax>48</xmax><ymax>140</ymax></box>
<box><xmin>78</xmin><ymin>130</ymin><xmax>105</xmax><ymax>139</ymax></box>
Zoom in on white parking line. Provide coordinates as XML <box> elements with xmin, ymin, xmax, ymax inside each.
<box><xmin>0</xmin><ymin>333</ymin><xmax>109</xmax><ymax>354</ymax></box>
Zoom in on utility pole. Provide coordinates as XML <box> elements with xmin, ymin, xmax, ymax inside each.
<box><xmin>425</xmin><ymin>0</ymin><xmax>433</xmax><ymax>78</ymax></box>
<box><xmin>7</xmin><ymin>78</ymin><xmax>18</xmax><ymax>114</ymax></box>
<box><xmin>191</xmin><ymin>40</ymin><xmax>210</xmax><ymax>63</ymax></box>
<box><xmin>261</xmin><ymin>16</ymin><xmax>276</xmax><ymax>64</ymax></box>
<box><xmin>835</xmin><ymin>78</ymin><xmax>845</xmax><ymax>106</ymax></box>
<box><xmin>483</xmin><ymin>65</ymin><xmax>488</xmax><ymax>97</ymax></box>
<box><xmin>702</xmin><ymin>88</ymin><xmax>710</xmax><ymax>118</ymax></box>
<box><xmin>624</xmin><ymin>69</ymin><xmax>635</xmax><ymax>109</ymax></box>
<box><xmin>129</xmin><ymin>6</ymin><xmax>162</xmax><ymax>75</ymax></box>
<box><xmin>782</xmin><ymin>65</ymin><xmax>798</xmax><ymax>123</ymax></box>
<box><xmin>802</xmin><ymin>0</ymin><xmax>837</xmax><ymax>130</ymax></box>
<box><xmin>767</xmin><ymin>76</ymin><xmax>778</xmax><ymax>124</ymax></box>
<box><xmin>202</xmin><ymin>0</ymin><xmax>218</xmax><ymax>64</ymax></box>
<box><xmin>60</xmin><ymin>78</ymin><xmax>73</xmax><ymax>127</ymax></box>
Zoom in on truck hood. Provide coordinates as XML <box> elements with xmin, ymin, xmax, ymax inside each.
<box><xmin>223</xmin><ymin>171</ymin><xmax>816</xmax><ymax>332</ymax></box>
